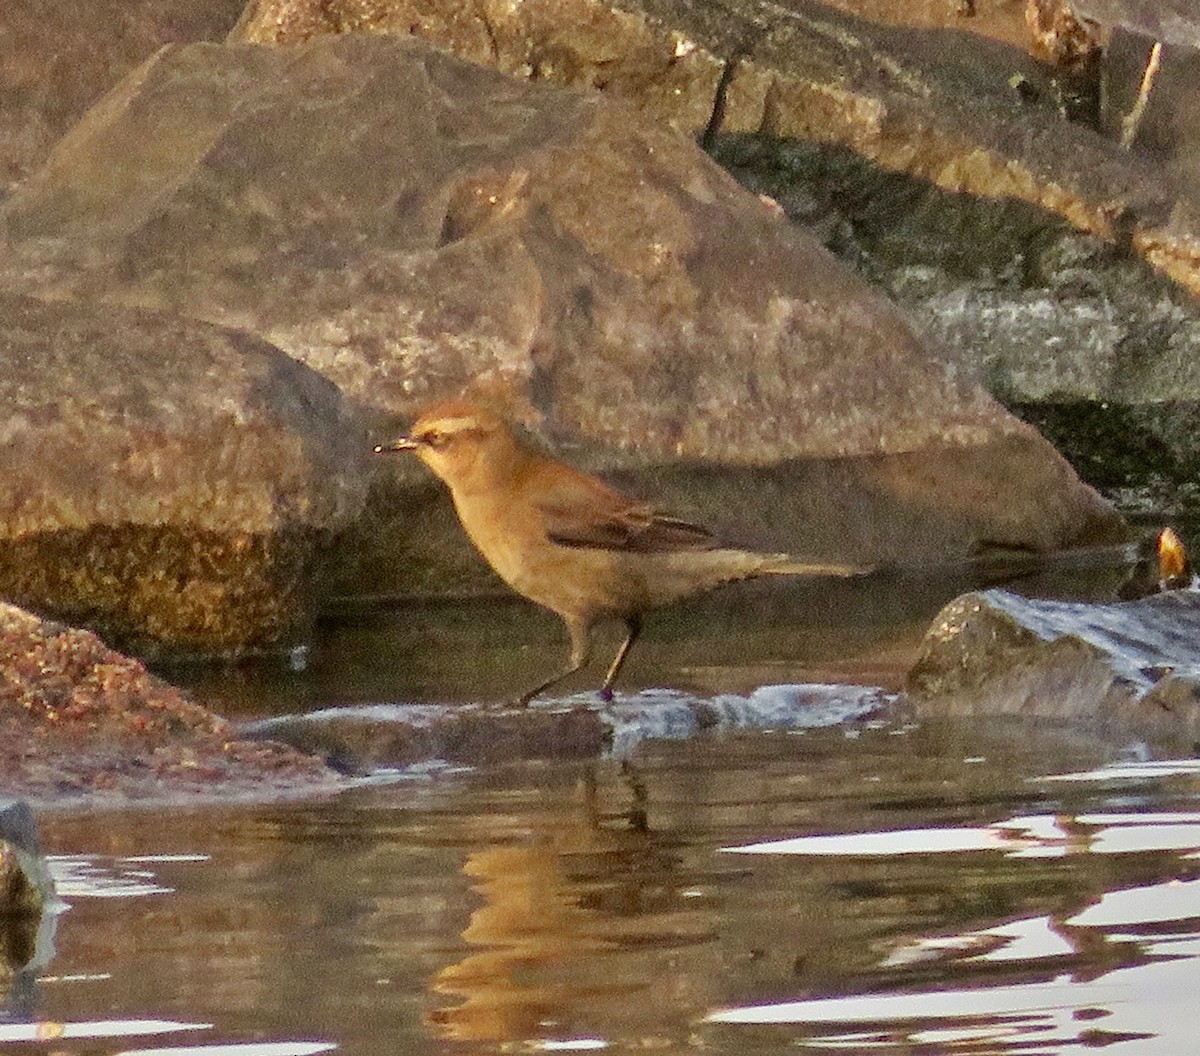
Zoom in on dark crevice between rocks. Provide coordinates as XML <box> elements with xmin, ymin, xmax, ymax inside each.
<box><xmin>1011</xmin><ymin>400</ymin><xmax>1200</xmax><ymax>519</ymax></box>
<box><xmin>700</xmin><ymin>29</ymin><xmax>765</xmax><ymax>151</ymax></box>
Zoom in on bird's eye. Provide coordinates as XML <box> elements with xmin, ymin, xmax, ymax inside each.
<box><xmin>421</xmin><ymin>429</ymin><xmax>447</xmax><ymax>448</ymax></box>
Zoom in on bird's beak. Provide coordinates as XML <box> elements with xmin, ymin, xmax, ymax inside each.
<box><xmin>373</xmin><ymin>436</ymin><xmax>420</xmax><ymax>454</ymax></box>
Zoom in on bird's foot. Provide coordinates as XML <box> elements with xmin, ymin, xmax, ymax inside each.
<box><xmin>598</xmin><ymin>687</ymin><xmax>614</xmax><ymax>703</ymax></box>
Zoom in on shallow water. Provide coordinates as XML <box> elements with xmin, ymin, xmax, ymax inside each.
<box><xmin>18</xmin><ymin>716</ymin><xmax>1200</xmax><ymax>1056</ymax></box>
<box><xmin>22</xmin><ymin>561</ymin><xmax>1200</xmax><ymax>1056</ymax></box>
<box><xmin>173</xmin><ymin>559</ymin><xmax>1144</xmax><ymax>716</ymax></box>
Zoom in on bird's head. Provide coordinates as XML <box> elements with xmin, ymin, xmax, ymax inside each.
<box><xmin>374</xmin><ymin>400</ymin><xmax>518</xmax><ymax>487</ymax></box>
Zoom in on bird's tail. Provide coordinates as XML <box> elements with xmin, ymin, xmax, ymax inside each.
<box><xmin>756</xmin><ymin>554</ymin><xmax>875</xmax><ymax>578</ymax></box>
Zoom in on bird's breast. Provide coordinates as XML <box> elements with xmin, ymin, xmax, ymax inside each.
<box><xmin>457</xmin><ymin>494</ymin><xmax>640</xmax><ymax>618</ymax></box>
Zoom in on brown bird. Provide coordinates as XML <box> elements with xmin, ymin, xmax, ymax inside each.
<box><xmin>375</xmin><ymin>399</ymin><xmax>871</xmax><ymax>705</ymax></box>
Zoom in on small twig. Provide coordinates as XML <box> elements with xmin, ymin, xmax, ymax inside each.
<box><xmin>1120</xmin><ymin>39</ymin><xmax>1163</xmax><ymax>150</ymax></box>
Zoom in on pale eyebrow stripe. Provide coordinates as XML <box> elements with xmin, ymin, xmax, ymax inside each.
<box><xmin>424</xmin><ymin>416</ymin><xmax>479</xmax><ymax>433</ymax></box>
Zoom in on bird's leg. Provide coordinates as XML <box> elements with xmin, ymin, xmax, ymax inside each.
<box><xmin>599</xmin><ymin>615</ymin><xmax>642</xmax><ymax>702</ymax></box>
<box><xmin>516</xmin><ymin>618</ymin><xmax>592</xmax><ymax>707</ymax></box>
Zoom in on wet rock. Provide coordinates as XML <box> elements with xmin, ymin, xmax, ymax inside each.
<box><xmin>0</xmin><ymin>0</ymin><xmax>246</xmax><ymax>193</ymax></box>
<box><xmin>228</xmin><ymin>0</ymin><xmax>1200</xmax><ymax>515</ymax></box>
<box><xmin>0</xmin><ymin>33</ymin><xmax>1125</xmax><ymax>586</ymax></box>
<box><xmin>0</xmin><ymin>802</ymin><xmax>49</xmax><ymax>917</ymax></box>
<box><xmin>242</xmin><ymin>683</ymin><xmax>890</xmax><ymax>769</ymax></box>
<box><xmin>906</xmin><ymin>586</ymin><xmax>1200</xmax><ymax>743</ymax></box>
<box><xmin>244</xmin><ymin>702</ymin><xmax>613</xmax><ymax>771</ymax></box>
<box><xmin>604</xmin><ymin>682</ymin><xmax>890</xmax><ymax>757</ymax></box>
<box><xmin>0</xmin><ymin>801</ymin><xmax>55</xmax><ymax>977</ymax></box>
<box><xmin>0</xmin><ymin>587</ymin><xmax>337</xmax><ymax>803</ymax></box>
<box><xmin>0</xmin><ymin>295</ymin><xmax>365</xmax><ymax>657</ymax></box>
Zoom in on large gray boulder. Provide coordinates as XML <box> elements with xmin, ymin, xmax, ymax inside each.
<box><xmin>0</xmin><ymin>33</ymin><xmax>1125</xmax><ymax>594</ymax></box>
<box><xmin>0</xmin><ymin>294</ymin><xmax>364</xmax><ymax>656</ymax></box>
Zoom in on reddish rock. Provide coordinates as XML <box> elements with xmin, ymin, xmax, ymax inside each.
<box><xmin>0</xmin><ymin>601</ymin><xmax>336</xmax><ymax>802</ymax></box>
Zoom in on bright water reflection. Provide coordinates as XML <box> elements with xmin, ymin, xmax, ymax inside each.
<box><xmin>19</xmin><ymin>720</ymin><xmax>1200</xmax><ymax>1055</ymax></box>
<box><xmin>710</xmin><ymin>756</ymin><xmax>1200</xmax><ymax>1053</ymax></box>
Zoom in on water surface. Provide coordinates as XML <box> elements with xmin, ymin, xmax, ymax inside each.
<box><xmin>23</xmin><ymin>562</ymin><xmax>1200</xmax><ymax>1056</ymax></box>
<box><xmin>22</xmin><ymin>716</ymin><xmax>1200</xmax><ymax>1056</ymax></box>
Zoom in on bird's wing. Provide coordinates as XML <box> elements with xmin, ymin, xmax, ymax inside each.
<box><xmin>531</xmin><ymin>468</ymin><xmax>717</xmax><ymax>553</ymax></box>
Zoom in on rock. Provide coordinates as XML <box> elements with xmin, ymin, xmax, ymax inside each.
<box><xmin>0</xmin><ymin>0</ymin><xmax>246</xmax><ymax>193</ymax></box>
<box><xmin>0</xmin><ymin>800</ymin><xmax>55</xmax><ymax>977</ymax></box>
<box><xmin>1067</xmin><ymin>0</ymin><xmax>1200</xmax><ymax>44</ymax></box>
<box><xmin>0</xmin><ymin>801</ymin><xmax>49</xmax><ymax>918</ymax></box>
<box><xmin>244</xmin><ymin>702</ymin><xmax>613</xmax><ymax>771</ymax></box>
<box><xmin>905</xmin><ymin>586</ymin><xmax>1200</xmax><ymax>744</ymax></box>
<box><xmin>1026</xmin><ymin>0</ymin><xmax>1104</xmax><ymax>68</ymax></box>
<box><xmin>242</xmin><ymin>683</ymin><xmax>888</xmax><ymax>769</ymax></box>
<box><xmin>0</xmin><ymin>33</ymin><xmax>1126</xmax><ymax>590</ymax></box>
<box><xmin>0</xmin><ymin>294</ymin><xmax>365</xmax><ymax>657</ymax></box>
<box><xmin>228</xmin><ymin>0</ymin><xmax>1200</xmax><ymax>516</ymax></box>
<box><xmin>822</xmin><ymin>0</ymin><xmax>1037</xmax><ymax>51</ymax></box>
<box><xmin>0</xmin><ymin>600</ymin><xmax>338</xmax><ymax>802</ymax></box>
<box><xmin>0</xmin><ymin>802</ymin><xmax>42</xmax><ymax>861</ymax></box>
<box><xmin>229</xmin><ymin>0</ymin><xmax>1198</xmax><ymax>288</ymax></box>
<box><xmin>713</xmin><ymin>123</ymin><xmax>1200</xmax><ymax>515</ymax></box>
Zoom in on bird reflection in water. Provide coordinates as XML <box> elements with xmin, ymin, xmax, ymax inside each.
<box><xmin>425</xmin><ymin>763</ymin><xmax>680</xmax><ymax>1044</ymax></box>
